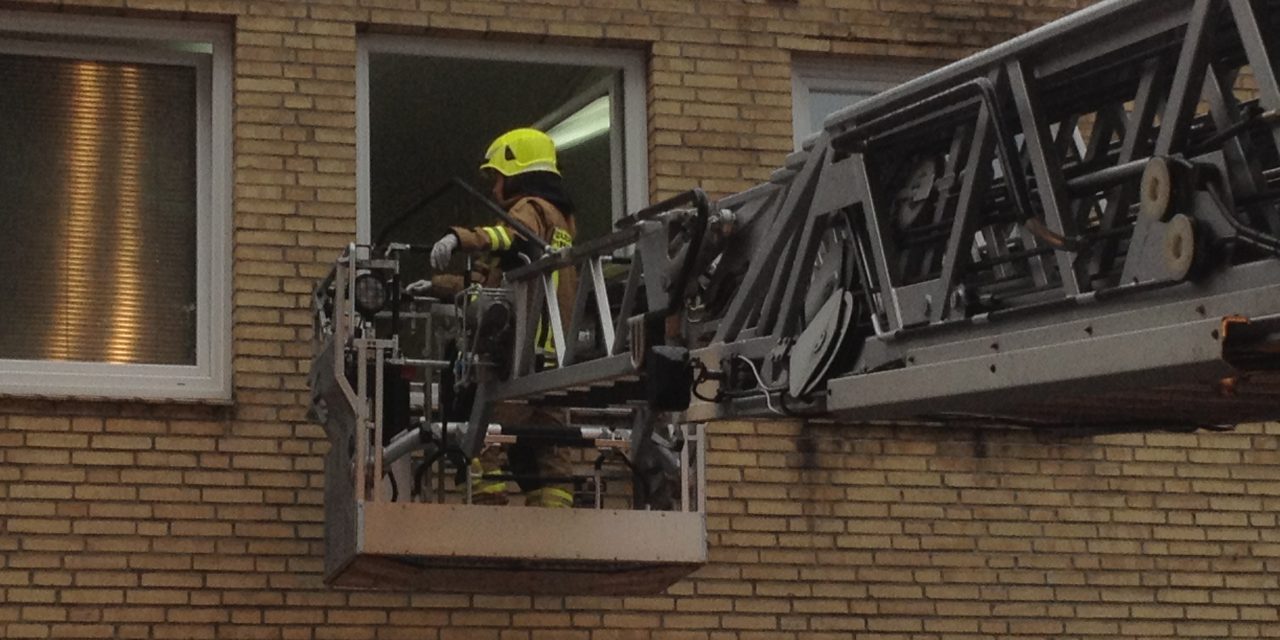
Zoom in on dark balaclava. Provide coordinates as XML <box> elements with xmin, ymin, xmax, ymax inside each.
<box><xmin>502</xmin><ymin>170</ymin><xmax>576</xmax><ymax>217</ymax></box>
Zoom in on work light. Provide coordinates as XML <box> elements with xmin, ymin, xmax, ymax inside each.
<box><xmin>354</xmin><ymin>272</ymin><xmax>389</xmax><ymax>318</ymax></box>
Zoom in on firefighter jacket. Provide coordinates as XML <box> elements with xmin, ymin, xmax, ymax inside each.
<box><xmin>432</xmin><ymin>196</ymin><xmax>578</xmax><ymax>355</ymax></box>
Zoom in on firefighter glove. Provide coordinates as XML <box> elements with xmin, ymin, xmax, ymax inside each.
<box><xmin>431</xmin><ymin>234</ymin><xmax>459</xmax><ymax>271</ymax></box>
<box><xmin>404</xmin><ymin>279</ymin><xmax>433</xmax><ymax>295</ymax></box>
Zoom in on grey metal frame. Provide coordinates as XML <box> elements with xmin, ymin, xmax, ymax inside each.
<box><xmin>308</xmin><ymin>0</ymin><xmax>1280</xmax><ymax>594</ymax></box>
<box><xmin>462</xmin><ymin>0</ymin><xmax>1280</xmax><ymax>431</ymax></box>
<box><xmin>672</xmin><ymin>0</ymin><xmax>1280</xmax><ymax>428</ymax></box>
<box><xmin>309</xmin><ymin>244</ymin><xmax>707</xmax><ymax>592</ymax></box>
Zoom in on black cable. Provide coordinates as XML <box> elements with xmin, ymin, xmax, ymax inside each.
<box><xmin>412</xmin><ymin>446</ymin><xmax>466</xmax><ymax>500</ymax></box>
<box><xmin>374</xmin><ymin>179</ymin><xmax>459</xmax><ymax>247</ymax></box>
<box><xmin>1192</xmin><ymin>103</ymin><xmax>1270</xmax><ymax>154</ymax></box>
<box><xmin>779</xmin><ymin>389</ymin><xmax>827</xmax><ymax>419</ymax></box>
<box><xmin>1203</xmin><ymin>174</ymin><xmax>1280</xmax><ymax>256</ymax></box>
<box><xmin>412</xmin><ymin>460</ymin><xmax>429</xmax><ymax>500</ymax></box>
<box><xmin>690</xmin><ymin>360</ymin><xmax>725</xmax><ymax>403</ymax></box>
<box><xmin>691</xmin><ymin>384</ymin><xmax>721</xmax><ymax>403</ymax></box>
<box><xmin>372</xmin><ymin>177</ymin><xmax>549</xmax><ymax>252</ymax></box>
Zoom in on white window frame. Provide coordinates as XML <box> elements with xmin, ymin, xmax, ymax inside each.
<box><xmin>0</xmin><ymin>11</ymin><xmax>232</xmax><ymax>402</ymax></box>
<box><xmin>355</xmin><ymin>35</ymin><xmax>649</xmax><ymax>243</ymax></box>
<box><xmin>792</xmin><ymin>58</ymin><xmax>934</xmax><ymax>149</ymax></box>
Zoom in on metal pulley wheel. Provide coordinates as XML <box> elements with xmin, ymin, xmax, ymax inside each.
<box><xmin>803</xmin><ymin>226</ymin><xmax>855</xmax><ymax>324</ymax></box>
<box><xmin>1163</xmin><ymin>213</ymin><xmax>1197</xmax><ymax>281</ymax></box>
<box><xmin>1141</xmin><ymin>157</ymin><xmax>1180</xmax><ymax>222</ymax></box>
<box><xmin>790</xmin><ymin>290</ymin><xmax>856</xmax><ymax>398</ymax></box>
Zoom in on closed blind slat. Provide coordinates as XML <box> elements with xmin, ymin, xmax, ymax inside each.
<box><xmin>0</xmin><ymin>54</ymin><xmax>198</xmax><ymax>365</ymax></box>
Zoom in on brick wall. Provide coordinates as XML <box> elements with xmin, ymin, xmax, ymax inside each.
<box><xmin>3</xmin><ymin>0</ymin><xmax>1280</xmax><ymax>638</ymax></box>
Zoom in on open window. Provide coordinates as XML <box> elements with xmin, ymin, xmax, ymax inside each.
<box><xmin>0</xmin><ymin>11</ymin><xmax>232</xmax><ymax>401</ymax></box>
<box><xmin>357</xmin><ymin>36</ymin><xmax>647</xmax><ymax>261</ymax></box>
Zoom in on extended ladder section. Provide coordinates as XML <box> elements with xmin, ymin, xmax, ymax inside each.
<box><xmin>450</xmin><ymin>0</ymin><xmax>1280</xmax><ymax>431</ymax></box>
<box><xmin>683</xmin><ymin>0</ymin><xmax>1280</xmax><ymax>429</ymax></box>
<box><xmin>310</xmin><ymin>0</ymin><xmax>1280</xmax><ymax>594</ymax></box>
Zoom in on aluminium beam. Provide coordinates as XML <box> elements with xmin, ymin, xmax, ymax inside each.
<box><xmin>491</xmin><ymin>353</ymin><xmax>638</xmax><ymax>402</ymax></box>
<box><xmin>824</xmin><ymin>0</ymin><xmax>1194</xmax><ymax>133</ymax></box>
<box><xmin>824</xmin><ymin>275</ymin><xmax>1280</xmax><ymax>423</ymax></box>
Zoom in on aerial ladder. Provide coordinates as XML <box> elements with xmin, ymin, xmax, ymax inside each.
<box><xmin>310</xmin><ymin>0</ymin><xmax>1280</xmax><ymax>594</ymax></box>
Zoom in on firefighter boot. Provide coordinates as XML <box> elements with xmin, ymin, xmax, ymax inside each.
<box><xmin>469</xmin><ymin>448</ymin><xmax>508</xmax><ymax>506</ymax></box>
<box><xmin>523</xmin><ymin>445</ymin><xmax>574</xmax><ymax>508</ymax></box>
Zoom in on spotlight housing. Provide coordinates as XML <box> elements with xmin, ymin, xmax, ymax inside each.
<box><xmin>354</xmin><ymin>272</ymin><xmax>389</xmax><ymax>318</ymax></box>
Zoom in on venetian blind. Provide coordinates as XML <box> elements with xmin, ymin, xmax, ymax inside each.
<box><xmin>0</xmin><ymin>53</ymin><xmax>198</xmax><ymax>365</ymax></box>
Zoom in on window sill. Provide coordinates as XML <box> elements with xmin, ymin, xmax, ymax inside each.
<box><xmin>0</xmin><ymin>364</ymin><xmax>232</xmax><ymax>405</ymax></box>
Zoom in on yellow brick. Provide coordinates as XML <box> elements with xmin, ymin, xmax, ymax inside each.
<box><xmin>8</xmin><ymin>518</ymin><xmax>72</xmax><ymax>534</ymax></box>
<box><xmin>61</xmin><ymin>589</ymin><xmax>125</xmax><ymax>605</ymax></box>
<box><xmin>90</xmin><ymin>435</ymin><xmax>152</xmax><ymax>450</ymax></box>
<box><xmin>0</xmin><ymin>1</ymin><xmax>1271</xmax><ymax>637</ymax></box>
<box><xmin>8</xmin><ymin>416</ymin><xmax>72</xmax><ymax>432</ymax></box>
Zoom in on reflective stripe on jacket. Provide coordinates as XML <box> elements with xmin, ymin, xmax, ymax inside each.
<box><xmin>434</xmin><ymin>197</ymin><xmax>578</xmax><ymax>354</ymax></box>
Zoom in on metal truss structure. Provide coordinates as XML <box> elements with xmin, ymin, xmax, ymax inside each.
<box><xmin>309</xmin><ymin>0</ymin><xmax>1280</xmax><ymax>593</ymax></box>
<box><xmin>685</xmin><ymin>0</ymin><xmax>1280</xmax><ymax>428</ymax></box>
<box><xmin>480</xmin><ymin>0</ymin><xmax>1280</xmax><ymax>434</ymax></box>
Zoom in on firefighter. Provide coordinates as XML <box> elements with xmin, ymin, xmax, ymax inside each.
<box><xmin>412</xmin><ymin>128</ymin><xmax>578</xmax><ymax>508</ymax></box>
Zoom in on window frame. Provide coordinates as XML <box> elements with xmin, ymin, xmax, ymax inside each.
<box><xmin>792</xmin><ymin>58</ymin><xmax>934</xmax><ymax>149</ymax></box>
<box><xmin>355</xmin><ymin>34</ymin><xmax>649</xmax><ymax>243</ymax></box>
<box><xmin>0</xmin><ymin>11</ymin><xmax>232</xmax><ymax>402</ymax></box>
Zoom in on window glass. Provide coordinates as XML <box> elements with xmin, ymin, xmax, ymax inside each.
<box><xmin>0</xmin><ymin>53</ymin><xmax>198</xmax><ymax>364</ymax></box>
<box><xmin>0</xmin><ymin>14</ymin><xmax>230</xmax><ymax>400</ymax></box>
<box><xmin>793</xmin><ymin>61</ymin><xmax>930</xmax><ymax>147</ymax></box>
<box><xmin>807</xmin><ymin>89</ymin><xmax>879</xmax><ymax>136</ymax></box>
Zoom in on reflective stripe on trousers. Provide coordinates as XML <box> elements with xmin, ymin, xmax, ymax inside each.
<box><xmin>469</xmin><ymin>457</ymin><xmax>508</xmax><ymax>505</ymax></box>
<box><xmin>525</xmin><ymin>486</ymin><xmax>573</xmax><ymax>508</ymax></box>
